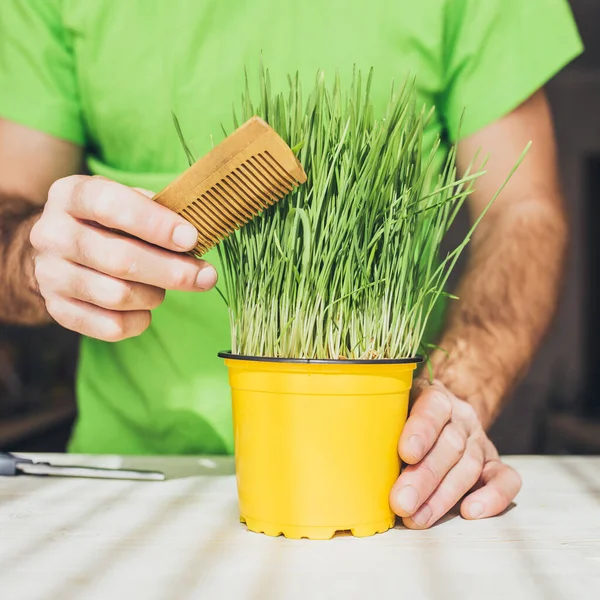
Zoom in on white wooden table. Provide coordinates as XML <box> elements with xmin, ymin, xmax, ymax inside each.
<box><xmin>0</xmin><ymin>455</ymin><xmax>598</xmax><ymax>600</ymax></box>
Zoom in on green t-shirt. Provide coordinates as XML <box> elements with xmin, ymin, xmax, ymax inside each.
<box><xmin>0</xmin><ymin>0</ymin><xmax>582</xmax><ymax>454</ymax></box>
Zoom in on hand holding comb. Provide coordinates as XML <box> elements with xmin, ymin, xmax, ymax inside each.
<box><xmin>153</xmin><ymin>117</ymin><xmax>307</xmax><ymax>256</ymax></box>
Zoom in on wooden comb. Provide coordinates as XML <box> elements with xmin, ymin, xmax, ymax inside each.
<box><xmin>153</xmin><ymin>116</ymin><xmax>307</xmax><ymax>256</ymax></box>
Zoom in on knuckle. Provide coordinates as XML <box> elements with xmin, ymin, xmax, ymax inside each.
<box><xmin>425</xmin><ymin>391</ymin><xmax>453</xmax><ymax>420</ymax></box>
<box><xmin>431</xmin><ymin>487</ymin><xmax>458</xmax><ymax>510</ymax></box>
<box><xmin>168</xmin><ymin>264</ymin><xmax>195</xmax><ymax>289</ymax></box>
<box><xmin>102</xmin><ymin>327</ymin><xmax>124</xmax><ymax>343</ymax></box>
<box><xmin>69</xmin><ymin>313</ymin><xmax>88</xmax><ymax>335</ymax></box>
<box><xmin>148</xmin><ymin>287</ymin><xmax>166</xmax><ymax>309</ymax></box>
<box><xmin>462</xmin><ymin>451</ymin><xmax>484</xmax><ymax>477</ymax></box>
<box><xmin>122</xmin><ymin>310</ymin><xmax>151</xmax><ymax>339</ymax></box>
<box><xmin>44</xmin><ymin>296</ymin><xmax>63</xmax><ymax>319</ymax></box>
<box><xmin>143</xmin><ymin>210</ymin><xmax>169</xmax><ymax>242</ymax></box>
<box><xmin>71</xmin><ymin>229</ymin><xmax>94</xmax><ymax>266</ymax></box>
<box><xmin>491</xmin><ymin>484</ymin><xmax>512</xmax><ymax>508</ymax></box>
<box><xmin>443</xmin><ymin>424</ymin><xmax>467</xmax><ymax>455</ymax></box>
<box><xmin>33</xmin><ymin>255</ymin><xmax>48</xmax><ymax>285</ymax></box>
<box><xmin>86</xmin><ymin>177</ymin><xmax>119</xmax><ymax>222</ymax></box>
<box><xmin>104</xmin><ymin>248</ymin><xmax>136</xmax><ymax>278</ymax></box>
<box><xmin>470</xmin><ymin>426</ymin><xmax>487</xmax><ymax>446</ymax></box>
<box><xmin>102</xmin><ymin>315</ymin><xmax>127</xmax><ymax>342</ymax></box>
<box><xmin>103</xmin><ymin>311</ymin><xmax>151</xmax><ymax>342</ymax></box>
<box><xmin>434</xmin><ymin>392</ymin><xmax>453</xmax><ymax>415</ymax></box>
<box><xmin>104</xmin><ymin>281</ymin><xmax>134</xmax><ymax>308</ymax></box>
<box><xmin>419</xmin><ymin>460</ymin><xmax>439</xmax><ymax>485</ymax></box>
<box><xmin>71</xmin><ymin>273</ymin><xmax>93</xmax><ymax>303</ymax></box>
<box><xmin>29</xmin><ymin>216</ymin><xmax>56</xmax><ymax>252</ymax></box>
<box><xmin>463</xmin><ymin>402</ymin><xmax>478</xmax><ymax>421</ymax></box>
<box><xmin>29</xmin><ymin>219</ymin><xmax>44</xmax><ymax>250</ymax></box>
<box><xmin>138</xmin><ymin>310</ymin><xmax>152</xmax><ymax>333</ymax></box>
<box><xmin>31</xmin><ymin>214</ymin><xmax>76</xmax><ymax>256</ymax></box>
<box><xmin>454</xmin><ymin>399</ymin><xmax>478</xmax><ymax>424</ymax></box>
<box><xmin>47</xmin><ymin>175</ymin><xmax>81</xmax><ymax>207</ymax></box>
<box><xmin>45</xmin><ymin>297</ymin><xmax>85</xmax><ymax>335</ymax></box>
<box><xmin>34</xmin><ymin>256</ymin><xmax>65</xmax><ymax>295</ymax></box>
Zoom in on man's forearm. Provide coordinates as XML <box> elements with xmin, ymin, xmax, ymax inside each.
<box><xmin>425</xmin><ymin>197</ymin><xmax>568</xmax><ymax>428</ymax></box>
<box><xmin>0</xmin><ymin>196</ymin><xmax>49</xmax><ymax>324</ymax></box>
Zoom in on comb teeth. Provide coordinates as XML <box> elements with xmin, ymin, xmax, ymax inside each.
<box><xmin>181</xmin><ymin>152</ymin><xmax>300</xmax><ymax>255</ymax></box>
<box><xmin>152</xmin><ymin>116</ymin><xmax>307</xmax><ymax>257</ymax></box>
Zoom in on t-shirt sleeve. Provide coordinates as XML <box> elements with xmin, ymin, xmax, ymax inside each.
<box><xmin>442</xmin><ymin>0</ymin><xmax>584</xmax><ymax>141</ymax></box>
<box><xmin>0</xmin><ymin>0</ymin><xmax>84</xmax><ymax>145</ymax></box>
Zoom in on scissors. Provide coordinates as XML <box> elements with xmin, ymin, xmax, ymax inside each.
<box><xmin>0</xmin><ymin>452</ymin><xmax>165</xmax><ymax>481</ymax></box>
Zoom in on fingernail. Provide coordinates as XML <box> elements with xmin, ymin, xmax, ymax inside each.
<box><xmin>195</xmin><ymin>266</ymin><xmax>217</xmax><ymax>290</ymax></box>
<box><xmin>172</xmin><ymin>224</ymin><xmax>198</xmax><ymax>249</ymax></box>
<box><xmin>407</xmin><ymin>435</ymin><xmax>425</xmax><ymax>460</ymax></box>
<box><xmin>397</xmin><ymin>485</ymin><xmax>419</xmax><ymax>514</ymax></box>
<box><xmin>468</xmin><ymin>502</ymin><xmax>484</xmax><ymax>519</ymax></box>
<box><xmin>412</xmin><ymin>504</ymin><xmax>432</xmax><ymax>527</ymax></box>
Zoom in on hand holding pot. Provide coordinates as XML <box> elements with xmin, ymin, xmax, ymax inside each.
<box><xmin>390</xmin><ymin>380</ymin><xmax>522</xmax><ymax>529</ymax></box>
<box><xmin>30</xmin><ymin>175</ymin><xmax>217</xmax><ymax>341</ymax></box>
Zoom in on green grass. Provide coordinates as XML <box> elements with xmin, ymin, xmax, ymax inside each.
<box><xmin>180</xmin><ymin>66</ymin><xmax>527</xmax><ymax>360</ymax></box>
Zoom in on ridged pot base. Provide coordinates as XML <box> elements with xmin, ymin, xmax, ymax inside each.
<box><xmin>240</xmin><ymin>515</ymin><xmax>395</xmax><ymax>540</ymax></box>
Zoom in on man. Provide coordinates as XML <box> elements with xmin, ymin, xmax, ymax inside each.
<box><xmin>0</xmin><ymin>0</ymin><xmax>582</xmax><ymax>529</ymax></box>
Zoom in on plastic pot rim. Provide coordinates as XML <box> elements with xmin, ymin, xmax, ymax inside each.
<box><xmin>218</xmin><ymin>351</ymin><xmax>423</xmax><ymax>365</ymax></box>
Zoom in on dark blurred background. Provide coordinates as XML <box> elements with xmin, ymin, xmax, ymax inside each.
<box><xmin>488</xmin><ymin>0</ymin><xmax>600</xmax><ymax>455</ymax></box>
<box><xmin>1</xmin><ymin>0</ymin><xmax>599</xmax><ymax>455</ymax></box>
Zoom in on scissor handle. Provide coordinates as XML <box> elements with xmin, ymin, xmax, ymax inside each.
<box><xmin>0</xmin><ymin>452</ymin><xmax>34</xmax><ymax>476</ymax></box>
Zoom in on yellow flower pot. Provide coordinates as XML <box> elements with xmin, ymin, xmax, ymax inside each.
<box><xmin>219</xmin><ymin>353</ymin><xmax>419</xmax><ymax>540</ymax></box>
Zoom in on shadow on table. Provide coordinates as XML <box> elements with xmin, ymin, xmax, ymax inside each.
<box><xmin>393</xmin><ymin>501</ymin><xmax>518</xmax><ymax>529</ymax></box>
<box><xmin>3</xmin><ymin>476</ymin><xmax>240</xmax><ymax>600</ymax></box>
<box><xmin>553</xmin><ymin>457</ymin><xmax>600</xmax><ymax>506</ymax></box>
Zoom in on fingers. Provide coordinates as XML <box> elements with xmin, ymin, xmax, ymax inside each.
<box><xmin>401</xmin><ymin>436</ymin><xmax>485</xmax><ymax>529</ymax></box>
<box><xmin>391</xmin><ymin>420</ymin><xmax>468</xmax><ymax>518</ymax></box>
<box><xmin>34</xmin><ymin>216</ymin><xmax>217</xmax><ymax>291</ymax></box>
<box><xmin>133</xmin><ymin>187</ymin><xmax>156</xmax><ymax>198</ymax></box>
<box><xmin>44</xmin><ymin>295</ymin><xmax>151</xmax><ymax>342</ymax></box>
<box><xmin>391</xmin><ymin>378</ymin><xmax>522</xmax><ymax>530</ymax></box>
<box><xmin>48</xmin><ymin>175</ymin><xmax>199</xmax><ymax>252</ymax></box>
<box><xmin>460</xmin><ymin>459</ymin><xmax>522</xmax><ymax>520</ymax></box>
<box><xmin>32</xmin><ymin>175</ymin><xmax>216</xmax><ymax>342</ymax></box>
<box><xmin>34</xmin><ymin>254</ymin><xmax>165</xmax><ymax>311</ymax></box>
<box><xmin>398</xmin><ymin>383</ymin><xmax>453</xmax><ymax>464</ymax></box>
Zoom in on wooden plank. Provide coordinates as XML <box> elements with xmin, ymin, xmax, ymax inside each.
<box><xmin>0</xmin><ymin>455</ymin><xmax>598</xmax><ymax>600</ymax></box>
